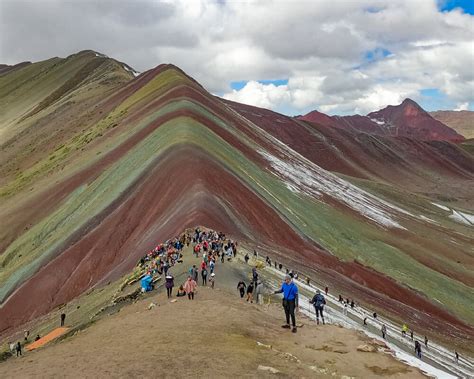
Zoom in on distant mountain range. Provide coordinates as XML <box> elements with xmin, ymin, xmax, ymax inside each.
<box><xmin>298</xmin><ymin>98</ymin><xmax>466</xmax><ymax>142</ymax></box>
<box><xmin>430</xmin><ymin>110</ymin><xmax>474</xmax><ymax>139</ymax></box>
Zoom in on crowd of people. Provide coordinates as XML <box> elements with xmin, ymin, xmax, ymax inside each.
<box><xmin>139</xmin><ymin>228</ymin><xmax>238</xmax><ymax>300</ymax></box>
<box><xmin>4</xmin><ymin>227</ymin><xmax>464</xmax><ymax>370</ymax></box>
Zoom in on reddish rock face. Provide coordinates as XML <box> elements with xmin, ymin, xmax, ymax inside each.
<box><xmin>298</xmin><ymin>98</ymin><xmax>466</xmax><ymax>142</ymax></box>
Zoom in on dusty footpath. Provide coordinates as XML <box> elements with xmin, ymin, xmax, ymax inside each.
<box><xmin>0</xmin><ymin>283</ymin><xmax>426</xmax><ymax>378</ymax></box>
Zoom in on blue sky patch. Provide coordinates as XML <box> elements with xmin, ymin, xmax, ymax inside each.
<box><xmin>420</xmin><ymin>88</ymin><xmax>443</xmax><ymax>97</ymax></box>
<box><xmin>230</xmin><ymin>79</ymin><xmax>288</xmax><ymax>90</ymax></box>
<box><xmin>438</xmin><ymin>0</ymin><xmax>474</xmax><ymax>15</ymax></box>
<box><xmin>419</xmin><ymin>88</ymin><xmax>450</xmax><ymax>111</ymax></box>
<box><xmin>365</xmin><ymin>48</ymin><xmax>392</xmax><ymax>62</ymax></box>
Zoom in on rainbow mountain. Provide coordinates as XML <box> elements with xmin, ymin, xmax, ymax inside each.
<box><xmin>0</xmin><ymin>51</ymin><xmax>473</xmax><ymax>351</ymax></box>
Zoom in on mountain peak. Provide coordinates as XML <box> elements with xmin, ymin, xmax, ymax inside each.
<box><xmin>401</xmin><ymin>98</ymin><xmax>420</xmax><ymax>107</ymax></box>
<box><xmin>299</xmin><ymin>98</ymin><xmax>464</xmax><ymax>142</ymax></box>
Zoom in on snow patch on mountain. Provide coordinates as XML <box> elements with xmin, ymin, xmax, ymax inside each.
<box><xmin>432</xmin><ymin>203</ymin><xmax>450</xmax><ymax>212</ymax></box>
<box><xmin>449</xmin><ymin>209</ymin><xmax>474</xmax><ymax>226</ymax></box>
<box><xmin>369</xmin><ymin>117</ymin><xmax>386</xmax><ymax>126</ymax></box>
<box><xmin>123</xmin><ymin>65</ymin><xmax>140</xmax><ymax>77</ymax></box>
<box><xmin>260</xmin><ymin>148</ymin><xmax>409</xmax><ymax>229</ymax></box>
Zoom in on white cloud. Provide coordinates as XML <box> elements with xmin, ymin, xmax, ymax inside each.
<box><xmin>0</xmin><ymin>0</ymin><xmax>472</xmax><ymax>115</ymax></box>
<box><xmin>223</xmin><ymin>81</ymin><xmax>291</xmax><ymax>110</ymax></box>
<box><xmin>455</xmin><ymin>102</ymin><xmax>469</xmax><ymax>111</ymax></box>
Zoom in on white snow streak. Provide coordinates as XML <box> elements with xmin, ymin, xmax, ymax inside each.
<box><xmin>449</xmin><ymin>210</ymin><xmax>474</xmax><ymax>226</ymax></box>
<box><xmin>432</xmin><ymin>203</ymin><xmax>450</xmax><ymax>212</ymax></box>
<box><xmin>370</xmin><ymin>117</ymin><xmax>386</xmax><ymax>126</ymax></box>
<box><xmin>260</xmin><ymin>149</ymin><xmax>408</xmax><ymax>229</ymax></box>
<box><xmin>432</xmin><ymin>203</ymin><xmax>473</xmax><ymax>226</ymax></box>
<box><xmin>123</xmin><ymin>65</ymin><xmax>140</xmax><ymax>77</ymax></box>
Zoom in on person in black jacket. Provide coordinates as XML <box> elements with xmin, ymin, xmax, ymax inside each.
<box><xmin>246</xmin><ymin>282</ymin><xmax>254</xmax><ymax>303</ymax></box>
<box><xmin>309</xmin><ymin>290</ymin><xmax>326</xmax><ymax>325</ymax></box>
<box><xmin>237</xmin><ymin>281</ymin><xmax>246</xmax><ymax>298</ymax></box>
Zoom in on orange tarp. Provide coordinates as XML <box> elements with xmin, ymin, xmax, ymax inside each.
<box><xmin>26</xmin><ymin>327</ymin><xmax>69</xmax><ymax>351</ymax></box>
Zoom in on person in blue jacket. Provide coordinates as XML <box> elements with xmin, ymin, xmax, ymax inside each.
<box><xmin>274</xmin><ymin>274</ymin><xmax>299</xmax><ymax>333</ymax></box>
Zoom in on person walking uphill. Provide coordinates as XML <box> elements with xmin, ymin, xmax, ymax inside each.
<box><xmin>415</xmin><ymin>340</ymin><xmax>422</xmax><ymax>359</ymax></box>
<box><xmin>246</xmin><ymin>281</ymin><xmax>254</xmax><ymax>303</ymax></box>
<box><xmin>274</xmin><ymin>274</ymin><xmax>299</xmax><ymax>333</ymax></box>
<box><xmin>310</xmin><ymin>290</ymin><xmax>326</xmax><ymax>325</ymax></box>
<box><xmin>184</xmin><ymin>276</ymin><xmax>197</xmax><ymax>300</ymax></box>
<box><xmin>60</xmin><ymin>313</ymin><xmax>66</xmax><ymax>327</ymax></box>
<box><xmin>165</xmin><ymin>274</ymin><xmax>174</xmax><ymax>299</ymax></box>
<box><xmin>237</xmin><ymin>281</ymin><xmax>246</xmax><ymax>298</ymax></box>
<box><xmin>16</xmin><ymin>341</ymin><xmax>22</xmax><ymax>357</ymax></box>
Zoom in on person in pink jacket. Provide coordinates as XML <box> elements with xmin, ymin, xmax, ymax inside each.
<box><xmin>184</xmin><ymin>276</ymin><xmax>197</xmax><ymax>300</ymax></box>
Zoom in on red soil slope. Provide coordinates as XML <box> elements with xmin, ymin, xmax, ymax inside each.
<box><xmin>2</xmin><ymin>145</ymin><xmax>472</xmax><ymax>342</ymax></box>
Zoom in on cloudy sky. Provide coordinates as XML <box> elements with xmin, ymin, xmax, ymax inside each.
<box><xmin>1</xmin><ymin>0</ymin><xmax>473</xmax><ymax>115</ymax></box>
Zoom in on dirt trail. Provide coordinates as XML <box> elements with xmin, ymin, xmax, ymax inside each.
<box><xmin>0</xmin><ymin>246</ymin><xmax>426</xmax><ymax>378</ymax></box>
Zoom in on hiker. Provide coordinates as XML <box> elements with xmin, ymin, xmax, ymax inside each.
<box><xmin>343</xmin><ymin>302</ymin><xmax>348</xmax><ymax>315</ymax></box>
<box><xmin>35</xmin><ymin>335</ymin><xmax>41</xmax><ymax>341</ymax></box>
<box><xmin>209</xmin><ymin>273</ymin><xmax>215</xmax><ymax>289</ymax></box>
<box><xmin>338</xmin><ymin>294</ymin><xmax>343</xmax><ymax>302</ymax></box>
<box><xmin>165</xmin><ymin>274</ymin><xmax>174</xmax><ymax>298</ymax></box>
<box><xmin>306</xmin><ymin>277</ymin><xmax>310</xmax><ymax>285</ymax></box>
<box><xmin>274</xmin><ymin>274</ymin><xmax>299</xmax><ymax>333</ymax></box>
<box><xmin>309</xmin><ymin>290</ymin><xmax>326</xmax><ymax>325</ymax></box>
<box><xmin>415</xmin><ymin>340</ymin><xmax>422</xmax><ymax>359</ymax></box>
<box><xmin>201</xmin><ymin>267</ymin><xmax>208</xmax><ymax>286</ymax></box>
<box><xmin>255</xmin><ymin>280</ymin><xmax>264</xmax><ymax>304</ymax></box>
<box><xmin>279</xmin><ymin>263</ymin><xmax>283</xmax><ymax>270</ymax></box>
<box><xmin>410</xmin><ymin>329</ymin><xmax>414</xmax><ymax>341</ymax></box>
<box><xmin>373</xmin><ymin>312</ymin><xmax>377</xmax><ymax>319</ymax></box>
<box><xmin>402</xmin><ymin>323</ymin><xmax>408</xmax><ymax>337</ymax></box>
<box><xmin>209</xmin><ymin>260</ymin><xmax>215</xmax><ymax>274</ymax></box>
<box><xmin>381</xmin><ymin>324</ymin><xmax>387</xmax><ymax>339</ymax></box>
<box><xmin>424</xmin><ymin>336</ymin><xmax>428</xmax><ymax>348</ymax></box>
<box><xmin>188</xmin><ymin>265</ymin><xmax>195</xmax><ymax>278</ymax></box>
<box><xmin>184</xmin><ymin>276</ymin><xmax>197</xmax><ymax>300</ymax></box>
<box><xmin>244</xmin><ymin>253</ymin><xmax>249</xmax><ymax>264</ymax></box>
<box><xmin>325</xmin><ymin>286</ymin><xmax>328</xmax><ymax>295</ymax></box>
<box><xmin>192</xmin><ymin>265</ymin><xmax>198</xmax><ymax>282</ymax></box>
<box><xmin>60</xmin><ymin>313</ymin><xmax>66</xmax><ymax>327</ymax></box>
<box><xmin>246</xmin><ymin>281</ymin><xmax>254</xmax><ymax>303</ymax></box>
<box><xmin>252</xmin><ymin>267</ymin><xmax>259</xmax><ymax>287</ymax></box>
<box><xmin>24</xmin><ymin>330</ymin><xmax>29</xmax><ymax>341</ymax></box>
<box><xmin>455</xmin><ymin>351</ymin><xmax>459</xmax><ymax>363</ymax></box>
<box><xmin>237</xmin><ymin>281</ymin><xmax>247</xmax><ymax>298</ymax></box>
<box><xmin>350</xmin><ymin>300</ymin><xmax>355</xmax><ymax>309</ymax></box>
<box><xmin>176</xmin><ymin>285</ymin><xmax>186</xmax><ymax>297</ymax></box>
<box><xmin>9</xmin><ymin>342</ymin><xmax>15</xmax><ymax>353</ymax></box>
<box><xmin>220</xmin><ymin>251</ymin><xmax>224</xmax><ymax>263</ymax></box>
<box><xmin>16</xmin><ymin>342</ymin><xmax>22</xmax><ymax>357</ymax></box>
<box><xmin>274</xmin><ymin>261</ymin><xmax>277</xmax><ymax>269</ymax></box>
